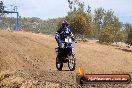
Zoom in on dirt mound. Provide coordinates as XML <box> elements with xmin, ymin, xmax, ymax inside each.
<box><xmin>0</xmin><ymin>30</ymin><xmax>56</xmax><ymax>72</ymax></box>
<box><xmin>0</xmin><ymin>30</ymin><xmax>132</xmax><ymax>88</ymax></box>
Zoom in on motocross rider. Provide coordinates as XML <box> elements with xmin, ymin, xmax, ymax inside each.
<box><xmin>55</xmin><ymin>20</ymin><xmax>75</xmax><ymax>50</ymax></box>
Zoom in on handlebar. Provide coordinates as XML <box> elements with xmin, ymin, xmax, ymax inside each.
<box><xmin>62</xmin><ymin>40</ymin><xmax>77</xmax><ymax>43</ymax></box>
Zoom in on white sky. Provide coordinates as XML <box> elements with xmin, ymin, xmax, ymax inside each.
<box><xmin>2</xmin><ymin>0</ymin><xmax>132</xmax><ymax>23</ymax></box>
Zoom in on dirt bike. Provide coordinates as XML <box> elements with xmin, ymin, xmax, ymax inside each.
<box><xmin>55</xmin><ymin>36</ymin><xmax>76</xmax><ymax>71</ymax></box>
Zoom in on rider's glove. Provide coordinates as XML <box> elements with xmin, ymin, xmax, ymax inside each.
<box><xmin>75</xmin><ymin>41</ymin><xmax>77</xmax><ymax>43</ymax></box>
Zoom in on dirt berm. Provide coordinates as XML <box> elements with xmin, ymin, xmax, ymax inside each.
<box><xmin>0</xmin><ymin>30</ymin><xmax>132</xmax><ymax>88</ymax></box>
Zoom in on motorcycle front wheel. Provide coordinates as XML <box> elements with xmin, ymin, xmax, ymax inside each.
<box><xmin>68</xmin><ymin>54</ymin><xmax>76</xmax><ymax>71</ymax></box>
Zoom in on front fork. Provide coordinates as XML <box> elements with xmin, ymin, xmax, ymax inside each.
<box><xmin>67</xmin><ymin>52</ymin><xmax>75</xmax><ymax>60</ymax></box>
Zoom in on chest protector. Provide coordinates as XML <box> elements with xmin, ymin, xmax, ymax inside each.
<box><xmin>60</xmin><ymin>28</ymin><xmax>71</xmax><ymax>40</ymax></box>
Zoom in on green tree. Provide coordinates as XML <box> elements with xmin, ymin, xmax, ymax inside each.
<box><xmin>99</xmin><ymin>25</ymin><xmax>115</xmax><ymax>44</ymax></box>
<box><xmin>68</xmin><ymin>0</ymin><xmax>85</xmax><ymax>12</ymax></box>
<box><xmin>68</xmin><ymin>11</ymin><xmax>94</xmax><ymax>38</ymax></box>
<box><xmin>93</xmin><ymin>8</ymin><xmax>105</xmax><ymax>38</ymax></box>
<box><xmin>124</xmin><ymin>23</ymin><xmax>132</xmax><ymax>45</ymax></box>
<box><xmin>67</xmin><ymin>0</ymin><xmax>94</xmax><ymax>38</ymax></box>
<box><xmin>93</xmin><ymin>8</ymin><xmax>124</xmax><ymax>44</ymax></box>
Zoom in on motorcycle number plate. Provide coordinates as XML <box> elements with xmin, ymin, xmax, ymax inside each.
<box><xmin>65</xmin><ymin>38</ymin><xmax>72</xmax><ymax>43</ymax></box>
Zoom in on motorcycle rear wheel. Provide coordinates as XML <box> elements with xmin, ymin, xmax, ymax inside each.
<box><xmin>56</xmin><ymin>57</ymin><xmax>63</xmax><ymax>71</ymax></box>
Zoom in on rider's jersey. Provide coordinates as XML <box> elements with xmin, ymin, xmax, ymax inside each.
<box><xmin>55</xmin><ymin>27</ymin><xmax>74</xmax><ymax>41</ymax></box>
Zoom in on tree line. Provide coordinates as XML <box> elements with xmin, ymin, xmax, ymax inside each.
<box><xmin>0</xmin><ymin>0</ymin><xmax>131</xmax><ymax>45</ymax></box>
<box><xmin>66</xmin><ymin>0</ymin><xmax>132</xmax><ymax>45</ymax></box>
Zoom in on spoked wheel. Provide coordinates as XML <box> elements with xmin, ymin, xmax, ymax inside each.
<box><xmin>68</xmin><ymin>54</ymin><xmax>76</xmax><ymax>71</ymax></box>
<box><xmin>56</xmin><ymin>57</ymin><xmax>63</xmax><ymax>71</ymax></box>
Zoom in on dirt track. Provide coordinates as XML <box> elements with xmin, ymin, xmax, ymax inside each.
<box><xmin>0</xmin><ymin>30</ymin><xmax>132</xmax><ymax>88</ymax></box>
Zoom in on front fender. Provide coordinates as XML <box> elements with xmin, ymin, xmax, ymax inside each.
<box><xmin>66</xmin><ymin>45</ymin><xmax>74</xmax><ymax>49</ymax></box>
